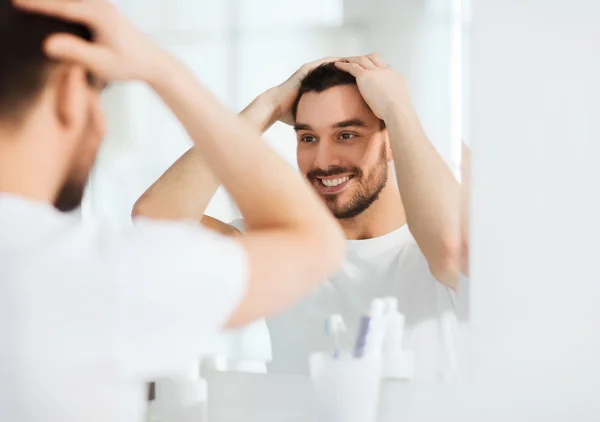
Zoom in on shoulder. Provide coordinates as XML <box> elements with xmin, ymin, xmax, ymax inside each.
<box><xmin>126</xmin><ymin>217</ymin><xmax>246</xmax><ymax>268</ymax></box>
<box><xmin>4</xmin><ymin>204</ymin><xmax>248</xmax><ymax>286</ymax></box>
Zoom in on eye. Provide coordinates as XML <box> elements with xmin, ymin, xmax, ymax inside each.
<box><xmin>300</xmin><ymin>135</ymin><xmax>317</xmax><ymax>143</ymax></box>
<box><xmin>338</xmin><ymin>132</ymin><xmax>357</xmax><ymax>141</ymax></box>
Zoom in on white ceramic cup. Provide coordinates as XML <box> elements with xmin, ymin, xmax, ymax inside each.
<box><xmin>309</xmin><ymin>353</ymin><xmax>383</xmax><ymax>422</ymax></box>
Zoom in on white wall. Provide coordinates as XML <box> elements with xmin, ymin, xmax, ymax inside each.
<box><xmin>360</xmin><ymin>1</ymin><xmax>600</xmax><ymax>420</ymax></box>
<box><xmin>466</xmin><ymin>0</ymin><xmax>600</xmax><ymax>419</ymax></box>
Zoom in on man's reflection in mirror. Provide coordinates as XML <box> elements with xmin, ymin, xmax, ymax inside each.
<box><xmin>136</xmin><ymin>55</ymin><xmax>470</xmax><ymax>382</ymax></box>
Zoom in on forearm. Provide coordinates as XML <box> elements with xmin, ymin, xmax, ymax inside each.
<box><xmin>384</xmin><ymin>105</ymin><xmax>461</xmax><ymax>285</ymax></box>
<box><xmin>239</xmin><ymin>89</ymin><xmax>281</xmax><ymax>134</ymax></box>
<box><xmin>147</xmin><ymin>55</ymin><xmax>337</xmax><ymax>235</ymax></box>
<box><xmin>132</xmin><ymin>147</ymin><xmax>219</xmax><ymax>221</ymax></box>
<box><xmin>132</xmin><ymin>92</ymin><xmax>279</xmax><ymax>222</ymax></box>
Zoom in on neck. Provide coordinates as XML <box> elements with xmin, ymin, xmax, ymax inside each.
<box><xmin>338</xmin><ymin>174</ymin><xmax>406</xmax><ymax>240</ymax></box>
<box><xmin>0</xmin><ymin>127</ymin><xmax>62</xmax><ymax>205</ymax></box>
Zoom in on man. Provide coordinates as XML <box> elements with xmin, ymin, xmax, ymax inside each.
<box><xmin>0</xmin><ymin>1</ymin><xmax>345</xmax><ymax>421</ymax></box>
<box><xmin>134</xmin><ymin>57</ymin><xmax>469</xmax><ymax>381</ymax></box>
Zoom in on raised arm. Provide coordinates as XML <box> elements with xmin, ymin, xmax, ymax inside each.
<box><xmin>132</xmin><ymin>58</ymin><xmax>339</xmax><ymax>228</ymax></box>
<box><xmin>18</xmin><ymin>0</ymin><xmax>345</xmax><ymax>328</ymax></box>
<box><xmin>131</xmin><ymin>94</ymin><xmax>279</xmax><ymax>222</ymax></box>
<box><xmin>336</xmin><ymin>55</ymin><xmax>465</xmax><ymax>288</ymax></box>
<box><xmin>150</xmin><ymin>61</ymin><xmax>346</xmax><ymax>326</ymax></box>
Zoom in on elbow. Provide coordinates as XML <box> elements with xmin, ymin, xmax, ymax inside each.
<box><xmin>131</xmin><ymin>192</ymin><xmax>160</xmax><ymax>221</ymax></box>
<box><xmin>130</xmin><ymin>198</ymin><xmax>146</xmax><ymax>220</ymax></box>
<box><xmin>320</xmin><ymin>232</ymin><xmax>347</xmax><ymax>275</ymax></box>
<box><xmin>328</xmin><ymin>232</ymin><xmax>347</xmax><ymax>273</ymax></box>
<box><xmin>131</xmin><ymin>195</ymin><xmax>159</xmax><ymax>221</ymax></box>
<box><xmin>428</xmin><ymin>236</ymin><xmax>465</xmax><ymax>290</ymax></box>
<box><xmin>327</xmin><ymin>222</ymin><xmax>347</xmax><ymax>265</ymax></box>
<box><xmin>306</xmin><ymin>223</ymin><xmax>346</xmax><ymax>278</ymax></box>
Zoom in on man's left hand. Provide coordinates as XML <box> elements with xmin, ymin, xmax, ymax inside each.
<box><xmin>335</xmin><ymin>54</ymin><xmax>411</xmax><ymax>120</ymax></box>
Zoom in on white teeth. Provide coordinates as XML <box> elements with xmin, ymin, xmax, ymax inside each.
<box><xmin>321</xmin><ymin>176</ymin><xmax>350</xmax><ymax>187</ymax></box>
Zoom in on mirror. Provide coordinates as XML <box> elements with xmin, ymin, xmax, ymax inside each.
<box><xmin>87</xmin><ymin>0</ymin><xmax>470</xmax><ymax>416</ymax></box>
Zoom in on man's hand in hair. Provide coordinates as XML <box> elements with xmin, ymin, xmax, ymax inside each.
<box><xmin>13</xmin><ymin>0</ymin><xmax>166</xmax><ymax>84</ymax></box>
<box><xmin>335</xmin><ymin>54</ymin><xmax>411</xmax><ymax>121</ymax></box>
<box><xmin>263</xmin><ymin>57</ymin><xmax>340</xmax><ymax>126</ymax></box>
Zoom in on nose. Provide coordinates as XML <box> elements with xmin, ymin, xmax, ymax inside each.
<box><xmin>313</xmin><ymin>139</ymin><xmax>342</xmax><ymax>170</ymax></box>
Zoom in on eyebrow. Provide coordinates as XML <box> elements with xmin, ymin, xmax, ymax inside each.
<box><xmin>294</xmin><ymin>118</ymin><xmax>369</xmax><ymax>132</ymax></box>
<box><xmin>334</xmin><ymin>118</ymin><xmax>368</xmax><ymax>129</ymax></box>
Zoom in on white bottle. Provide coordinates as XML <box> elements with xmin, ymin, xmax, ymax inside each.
<box><xmin>382</xmin><ymin>297</ymin><xmax>415</xmax><ymax>380</ymax></box>
<box><xmin>362</xmin><ymin>298</ymin><xmax>387</xmax><ymax>358</ymax></box>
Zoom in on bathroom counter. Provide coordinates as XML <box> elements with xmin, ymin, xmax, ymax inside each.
<box><xmin>204</xmin><ymin>371</ymin><xmax>455</xmax><ymax>422</ymax></box>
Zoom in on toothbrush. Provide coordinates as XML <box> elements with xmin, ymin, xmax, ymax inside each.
<box><xmin>325</xmin><ymin>314</ymin><xmax>346</xmax><ymax>359</ymax></box>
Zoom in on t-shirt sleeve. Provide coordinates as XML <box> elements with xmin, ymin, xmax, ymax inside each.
<box><xmin>108</xmin><ymin>218</ymin><xmax>248</xmax><ymax>379</ymax></box>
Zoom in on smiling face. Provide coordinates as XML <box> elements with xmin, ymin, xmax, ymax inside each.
<box><xmin>295</xmin><ymin>84</ymin><xmax>392</xmax><ymax>219</ymax></box>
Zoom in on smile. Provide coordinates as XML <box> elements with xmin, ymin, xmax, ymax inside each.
<box><xmin>320</xmin><ymin>176</ymin><xmax>351</xmax><ymax>187</ymax></box>
<box><xmin>315</xmin><ymin>175</ymin><xmax>354</xmax><ymax>194</ymax></box>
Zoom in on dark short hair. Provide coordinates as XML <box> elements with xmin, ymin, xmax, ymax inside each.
<box><xmin>292</xmin><ymin>62</ymin><xmax>385</xmax><ymax>129</ymax></box>
<box><xmin>0</xmin><ymin>0</ymin><xmax>92</xmax><ymax>121</ymax></box>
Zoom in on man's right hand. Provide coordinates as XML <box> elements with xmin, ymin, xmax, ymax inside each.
<box><xmin>263</xmin><ymin>57</ymin><xmax>339</xmax><ymax>126</ymax></box>
<box><xmin>13</xmin><ymin>0</ymin><xmax>167</xmax><ymax>84</ymax></box>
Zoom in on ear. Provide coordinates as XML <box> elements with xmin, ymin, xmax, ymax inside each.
<box><xmin>52</xmin><ymin>65</ymin><xmax>89</xmax><ymax>141</ymax></box>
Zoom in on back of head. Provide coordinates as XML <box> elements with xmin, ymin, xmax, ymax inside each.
<box><xmin>0</xmin><ymin>0</ymin><xmax>91</xmax><ymax>123</ymax></box>
<box><xmin>292</xmin><ymin>62</ymin><xmax>357</xmax><ymax>120</ymax></box>
<box><xmin>0</xmin><ymin>1</ymin><xmax>100</xmax><ymax>213</ymax></box>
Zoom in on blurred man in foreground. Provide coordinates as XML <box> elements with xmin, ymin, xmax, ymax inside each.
<box><xmin>0</xmin><ymin>1</ymin><xmax>345</xmax><ymax>421</ymax></box>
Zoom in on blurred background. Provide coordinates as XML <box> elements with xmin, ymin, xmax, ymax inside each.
<box><xmin>82</xmin><ymin>0</ymin><xmax>470</xmax><ymax>228</ymax></box>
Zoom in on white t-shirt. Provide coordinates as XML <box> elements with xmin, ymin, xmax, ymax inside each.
<box><xmin>0</xmin><ymin>194</ymin><xmax>248</xmax><ymax>422</ymax></box>
<box><xmin>230</xmin><ymin>219</ymin><xmax>463</xmax><ymax>383</ymax></box>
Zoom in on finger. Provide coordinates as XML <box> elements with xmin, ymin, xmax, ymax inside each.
<box><xmin>13</xmin><ymin>0</ymin><xmax>102</xmax><ymax>27</ymax></box>
<box><xmin>343</xmin><ymin>56</ymin><xmax>377</xmax><ymax>70</ymax></box>
<box><xmin>366</xmin><ymin>53</ymin><xmax>388</xmax><ymax>68</ymax></box>
<box><xmin>334</xmin><ymin>61</ymin><xmax>365</xmax><ymax>77</ymax></box>
<box><xmin>44</xmin><ymin>33</ymin><xmax>109</xmax><ymax>69</ymax></box>
<box><xmin>311</xmin><ymin>57</ymin><xmax>340</xmax><ymax>67</ymax></box>
<box><xmin>299</xmin><ymin>57</ymin><xmax>340</xmax><ymax>76</ymax></box>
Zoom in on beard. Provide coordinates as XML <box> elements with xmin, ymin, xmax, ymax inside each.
<box><xmin>54</xmin><ymin>177</ymin><xmax>87</xmax><ymax>212</ymax></box>
<box><xmin>307</xmin><ymin>143</ymin><xmax>389</xmax><ymax>220</ymax></box>
<box><xmin>54</xmin><ymin>113</ymin><xmax>96</xmax><ymax>213</ymax></box>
